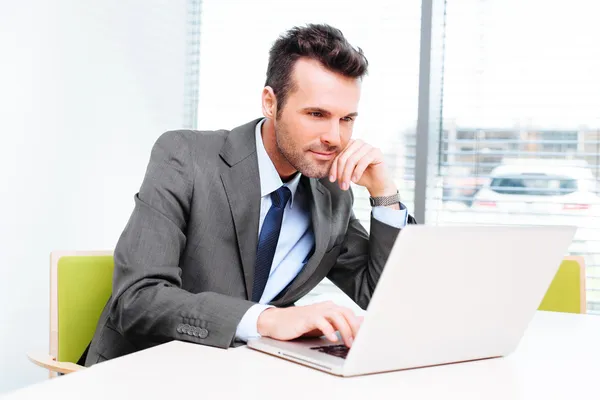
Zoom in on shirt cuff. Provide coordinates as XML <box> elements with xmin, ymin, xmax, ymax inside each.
<box><xmin>372</xmin><ymin>203</ymin><xmax>409</xmax><ymax>229</ymax></box>
<box><xmin>235</xmin><ymin>304</ymin><xmax>274</xmax><ymax>342</ymax></box>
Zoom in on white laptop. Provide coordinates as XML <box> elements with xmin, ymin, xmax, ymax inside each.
<box><xmin>247</xmin><ymin>225</ymin><xmax>576</xmax><ymax>377</ymax></box>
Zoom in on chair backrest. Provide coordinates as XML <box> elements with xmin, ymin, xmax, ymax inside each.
<box><xmin>538</xmin><ymin>256</ymin><xmax>586</xmax><ymax>314</ymax></box>
<box><xmin>50</xmin><ymin>251</ymin><xmax>114</xmax><ymax>365</ymax></box>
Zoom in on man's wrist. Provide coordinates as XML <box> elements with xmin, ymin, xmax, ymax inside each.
<box><xmin>367</xmin><ymin>181</ymin><xmax>398</xmax><ymax>198</ymax></box>
<box><xmin>368</xmin><ymin>180</ymin><xmax>400</xmax><ymax>210</ymax></box>
<box><xmin>257</xmin><ymin>307</ymin><xmax>278</xmax><ymax>337</ymax></box>
<box><xmin>236</xmin><ymin>304</ymin><xmax>274</xmax><ymax>342</ymax></box>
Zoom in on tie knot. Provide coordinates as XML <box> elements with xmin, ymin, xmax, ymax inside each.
<box><xmin>270</xmin><ymin>186</ymin><xmax>292</xmax><ymax>209</ymax></box>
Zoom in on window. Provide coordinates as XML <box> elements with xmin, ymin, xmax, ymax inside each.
<box><xmin>431</xmin><ymin>0</ymin><xmax>600</xmax><ymax>313</ymax></box>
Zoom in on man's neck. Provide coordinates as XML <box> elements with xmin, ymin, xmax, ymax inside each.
<box><xmin>261</xmin><ymin>118</ymin><xmax>297</xmax><ymax>182</ymax></box>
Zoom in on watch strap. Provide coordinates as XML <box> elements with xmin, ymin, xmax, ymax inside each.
<box><xmin>369</xmin><ymin>191</ymin><xmax>401</xmax><ymax>207</ymax></box>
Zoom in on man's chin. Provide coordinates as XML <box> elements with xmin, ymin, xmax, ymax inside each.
<box><xmin>287</xmin><ymin>154</ymin><xmax>334</xmax><ymax>179</ymax></box>
<box><xmin>297</xmin><ymin>164</ymin><xmax>330</xmax><ymax>180</ymax></box>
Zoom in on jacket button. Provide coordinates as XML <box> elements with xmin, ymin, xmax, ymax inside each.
<box><xmin>198</xmin><ymin>328</ymin><xmax>208</xmax><ymax>339</ymax></box>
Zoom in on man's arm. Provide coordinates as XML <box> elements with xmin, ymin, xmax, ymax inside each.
<box><xmin>251</xmin><ymin>207</ymin><xmax>410</xmax><ymax>348</ymax></box>
<box><xmin>326</xmin><ymin>207</ymin><xmax>403</xmax><ymax>310</ymax></box>
<box><xmin>251</xmin><ymin>139</ymin><xmax>416</xmax><ymax>347</ymax></box>
<box><xmin>325</xmin><ymin>138</ymin><xmax>417</xmax><ymax>309</ymax></box>
<box><xmin>109</xmin><ymin>131</ymin><xmax>254</xmax><ymax>349</ymax></box>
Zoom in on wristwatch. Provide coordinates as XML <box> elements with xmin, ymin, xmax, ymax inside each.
<box><xmin>369</xmin><ymin>191</ymin><xmax>401</xmax><ymax>207</ymax></box>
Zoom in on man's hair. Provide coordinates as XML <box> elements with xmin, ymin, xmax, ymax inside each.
<box><xmin>265</xmin><ymin>23</ymin><xmax>369</xmax><ymax>117</ymax></box>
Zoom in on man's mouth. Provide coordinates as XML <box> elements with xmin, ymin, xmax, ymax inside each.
<box><xmin>309</xmin><ymin>150</ymin><xmax>337</xmax><ymax>160</ymax></box>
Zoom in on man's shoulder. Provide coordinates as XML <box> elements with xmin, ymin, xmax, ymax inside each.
<box><xmin>156</xmin><ymin>128</ymin><xmax>230</xmax><ymax>156</ymax></box>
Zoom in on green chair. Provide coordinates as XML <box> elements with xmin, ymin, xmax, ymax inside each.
<box><xmin>28</xmin><ymin>251</ymin><xmax>114</xmax><ymax>377</ymax></box>
<box><xmin>539</xmin><ymin>256</ymin><xmax>586</xmax><ymax>314</ymax></box>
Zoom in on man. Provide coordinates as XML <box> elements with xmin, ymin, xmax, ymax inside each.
<box><xmin>85</xmin><ymin>23</ymin><xmax>415</xmax><ymax>366</ymax></box>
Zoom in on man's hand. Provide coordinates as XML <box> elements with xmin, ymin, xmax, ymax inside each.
<box><xmin>329</xmin><ymin>139</ymin><xmax>397</xmax><ymax>198</ymax></box>
<box><xmin>257</xmin><ymin>301</ymin><xmax>362</xmax><ymax>347</ymax></box>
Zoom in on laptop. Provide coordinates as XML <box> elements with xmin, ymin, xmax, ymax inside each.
<box><xmin>247</xmin><ymin>225</ymin><xmax>576</xmax><ymax>377</ymax></box>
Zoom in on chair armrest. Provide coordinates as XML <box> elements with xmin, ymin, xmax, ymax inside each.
<box><xmin>27</xmin><ymin>353</ymin><xmax>85</xmax><ymax>374</ymax></box>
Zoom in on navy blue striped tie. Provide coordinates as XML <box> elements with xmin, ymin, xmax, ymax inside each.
<box><xmin>252</xmin><ymin>186</ymin><xmax>292</xmax><ymax>303</ymax></box>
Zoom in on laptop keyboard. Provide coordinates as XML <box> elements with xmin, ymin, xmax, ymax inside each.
<box><xmin>310</xmin><ymin>344</ymin><xmax>349</xmax><ymax>359</ymax></box>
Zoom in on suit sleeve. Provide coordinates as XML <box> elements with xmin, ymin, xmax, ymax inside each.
<box><xmin>326</xmin><ymin>191</ymin><xmax>417</xmax><ymax>310</ymax></box>
<box><xmin>109</xmin><ymin>131</ymin><xmax>255</xmax><ymax>349</ymax></box>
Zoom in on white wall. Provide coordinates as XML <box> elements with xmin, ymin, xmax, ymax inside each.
<box><xmin>0</xmin><ymin>0</ymin><xmax>188</xmax><ymax>393</ymax></box>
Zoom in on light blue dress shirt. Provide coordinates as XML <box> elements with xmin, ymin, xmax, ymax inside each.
<box><xmin>235</xmin><ymin>119</ymin><xmax>409</xmax><ymax>341</ymax></box>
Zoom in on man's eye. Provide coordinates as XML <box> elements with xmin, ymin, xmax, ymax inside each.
<box><xmin>310</xmin><ymin>112</ymin><xmax>323</xmax><ymax>118</ymax></box>
<box><xmin>341</xmin><ymin>116</ymin><xmax>354</xmax><ymax>122</ymax></box>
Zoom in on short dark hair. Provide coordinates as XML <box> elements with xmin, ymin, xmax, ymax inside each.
<box><xmin>265</xmin><ymin>24</ymin><xmax>369</xmax><ymax>117</ymax></box>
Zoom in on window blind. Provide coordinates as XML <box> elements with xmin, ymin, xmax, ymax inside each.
<box><xmin>183</xmin><ymin>0</ymin><xmax>202</xmax><ymax>129</ymax></box>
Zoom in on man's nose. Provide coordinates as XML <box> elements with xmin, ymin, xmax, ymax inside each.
<box><xmin>320</xmin><ymin>121</ymin><xmax>341</xmax><ymax>148</ymax></box>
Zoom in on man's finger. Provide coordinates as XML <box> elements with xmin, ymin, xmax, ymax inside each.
<box><xmin>351</xmin><ymin>148</ymin><xmax>379</xmax><ymax>184</ymax></box>
<box><xmin>329</xmin><ymin>139</ymin><xmax>356</xmax><ymax>184</ymax></box>
<box><xmin>329</xmin><ymin>154</ymin><xmax>338</xmax><ymax>183</ymax></box>
<box><xmin>325</xmin><ymin>310</ymin><xmax>354</xmax><ymax>347</ymax></box>
<box><xmin>341</xmin><ymin>144</ymin><xmax>372</xmax><ymax>188</ymax></box>
<box><xmin>337</xmin><ymin>307</ymin><xmax>361</xmax><ymax>339</ymax></box>
<box><xmin>335</xmin><ymin>139</ymin><xmax>362</xmax><ymax>179</ymax></box>
<box><xmin>314</xmin><ymin>317</ymin><xmax>338</xmax><ymax>342</ymax></box>
<box><xmin>335</xmin><ymin>140</ymin><xmax>364</xmax><ymax>189</ymax></box>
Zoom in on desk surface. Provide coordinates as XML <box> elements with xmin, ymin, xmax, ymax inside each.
<box><xmin>5</xmin><ymin>312</ymin><xmax>600</xmax><ymax>399</ymax></box>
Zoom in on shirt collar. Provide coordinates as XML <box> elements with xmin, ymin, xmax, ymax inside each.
<box><xmin>255</xmin><ymin>118</ymin><xmax>302</xmax><ymax>208</ymax></box>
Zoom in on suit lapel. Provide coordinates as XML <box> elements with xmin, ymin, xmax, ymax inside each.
<box><xmin>219</xmin><ymin>119</ymin><xmax>334</xmax><ymax>303</ymax></box>
<box><xmin>272</xmin><ymin>178</ymin><xmax>332</xmax><ymax>306</ymax></box>
<box><xmin>219</xmin><ymin>119</ymin><xmax>263</xmax><ymax>301</ymax></box>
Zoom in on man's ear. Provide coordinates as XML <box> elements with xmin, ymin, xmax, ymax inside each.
<box><xmin>262</xmin><ymin>86</ymin><xmax>277</xmax><ymax>119</ymax></box>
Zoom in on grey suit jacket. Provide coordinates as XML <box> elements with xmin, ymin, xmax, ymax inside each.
<box><xmin>85</xmin><ymin>118</ymin><xmax>412</xmax><ymax>366</ymax></box>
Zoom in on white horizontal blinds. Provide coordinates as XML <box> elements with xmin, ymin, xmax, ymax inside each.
<box><xmin>183</xmin><ymin>0</ymin><xmax>202</xmax><ymax>129</ymax></box>
<box><xmin>430</xmin><ymin>0</ymin><xmax>600</xmax><ymax>313</ymax></box>
<box><xmin>346</xmin><ymin>1</ymin><xmax>421</xmax><ymax>230</ymax></box>
<box><xmin>196</xmin><ymin>0</ymin><xmax>421</xmax><ymax>299</ymax></box>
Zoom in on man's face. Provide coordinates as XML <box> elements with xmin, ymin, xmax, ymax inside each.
<box><xmin>274</xmin><ymin>58</ymin><xmax>361</xmax><ymax>179</ymax></box>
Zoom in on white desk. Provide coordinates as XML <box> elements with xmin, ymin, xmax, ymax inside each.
<box><xmin>5</xmin><ymin>312</ymin><xmax>600</xmax><ymax>399</ymax></box>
